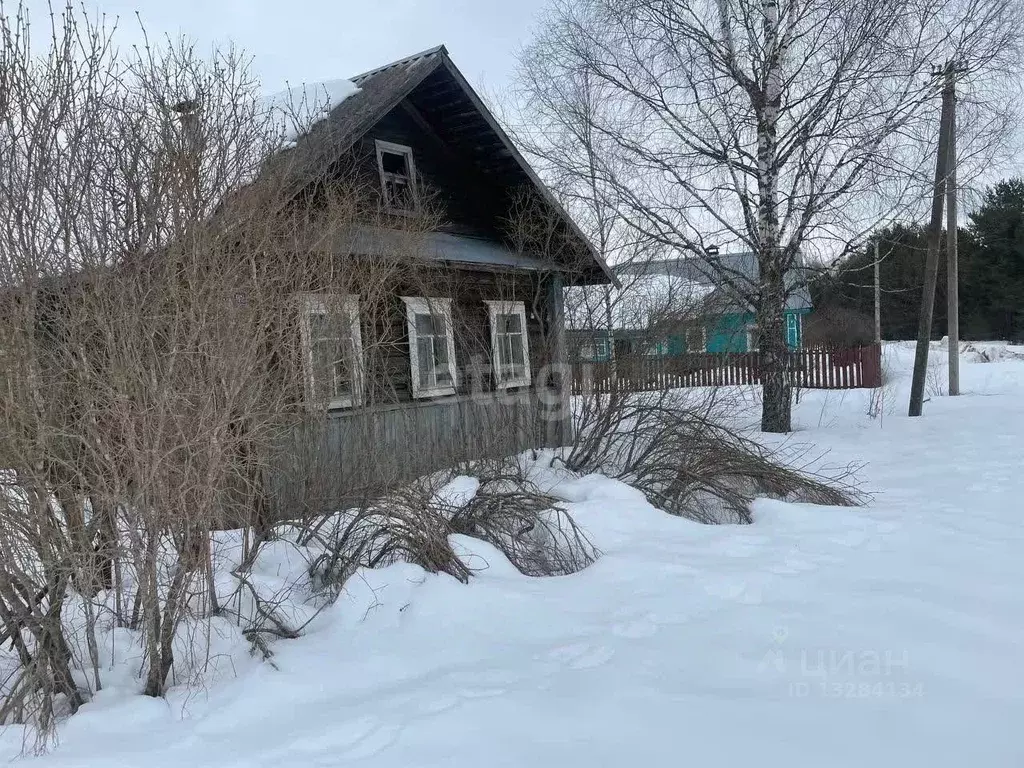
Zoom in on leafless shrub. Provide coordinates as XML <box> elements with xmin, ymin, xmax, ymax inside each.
<box><xmin>925</xmin><ymin>351</ymin><xmax>947</xmax><ymax>398</ymax></box>
<box><xmin>303</xmin><ymin>454</ymin><xmax>598</xmax><ymax>593</ymax></box>
<box><xmin>565</xmin><ymin>385</ymin><xmax>861</xmax><ymax>524</ymax></box>
<box><xmin>0</xmin><ymin>1</ymin><xmax>449</xmax><ymax>733</ymax></box>
<box><xmin>867</xmin><ymin>347</ymin><xmax>896</xmax><ymax>419</ymax></box>
<box><xmin>447</xmin><ymin>461</ymin><xmax>598</xmax><ymax>577</ymax></box>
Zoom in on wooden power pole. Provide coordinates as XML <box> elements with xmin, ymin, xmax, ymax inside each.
<box><xmin>909</xmin><ymin>61</ymin><xmax>960</xmax><ymax>417</ymax></box>
<box><xmin>946</xmin><ymin>86</ymin><xmax>960</xmax><ymax>396</ymax></box>
<box><xmin>874</xmin><ymin>240</ymin><xmax>882</xmax><ymax>344</ymax></box>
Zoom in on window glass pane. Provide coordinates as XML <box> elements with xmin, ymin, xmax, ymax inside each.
<box><xmin>432</xmin><ymin>334</ymin><xmax>449</xmax><ymax>368</ymax></box>
<box><xmin>332</xmin><ymin>345</ymin><xmax>352</xmax><ymax>396</ymax></box>
<box><xmin>416</xmin><ymin>337</ymin><xmax>434</xmax><ymax>388</ymax></box>
<box><xmin>498</xmin><ymin>312</ymin><xmax>522</xmax><ymax>334</ymax></box>
<box><xmin>308</xmin><ymin>311</ymin><xmax>330</xmax><ymax>339</ymax></box>
<box><xmin>496</xmin><ymin>336</ymin><xmax>510</xmax><ymax>375</ymax></box>
<box><xmin>415</xmin><ymin>313</ymin><xmax>434</xmax><ymax>336</ymax></box>
<box><xmin>310</xmin><ymin>310</ymin><xmax>352</xmax><ymax>341</ymax></box>
<box><xmin>386</xmin><ymin>179</ymin><xmax>414</xmax><ymax>210</ymax></box>
<box><xmin>310</xmin><ymin>339</ymin><xmax>332</xmax><ymax>399</ymax></box>
<box><xmin>312</xmin><ymin>338</ymin><xmax>350</xmax><ymax>400</ymax></box>
<box><xmin>509</xmin><ymin>334</ymin><xmax>525</xmax><ymax>369</ymax></box>
<box><xmin>381</xmin><ymin>151</ymin><xmax>408</xmax><ymax>175</ymax></box>
<box><xmin>432</xmin><ymin>313</ymin><xmax>448</xmax><ymax>338</ymax></box>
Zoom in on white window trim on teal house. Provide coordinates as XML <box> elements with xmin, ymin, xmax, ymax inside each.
<box><xmin>786</xmin><ymin>313</ymin><xmax>800</xmax><ymax>348</ymax></box>
<box><xmin>645</xmin><ymin>340</ymin><xmax>669</xmax><ymax>357</ymax></box>
<box><xmin>402</xmin><ymin>296</ymin><xmax>458</xmax><ymax>399</ymax></box>
<box><xmin>686</xmin><ymin>326</ymin><xmax>708</xmax><ymax>353</ymax></box>
<box><xmin>745</xmin><ymin>324</ymin><xmax>759</xmax><ymax>352</ymax></box>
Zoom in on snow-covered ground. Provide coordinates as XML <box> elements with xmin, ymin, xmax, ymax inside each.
<box><xmin>3</xmin><ymin>341</ymin><xmax>1023</xmax><ymax>766</ymax></box>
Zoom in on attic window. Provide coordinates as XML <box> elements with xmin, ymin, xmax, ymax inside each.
<box><xmin>375</xmin><ymin>140</ymin><xmax>418</xmax><ymax>213</ymax></box>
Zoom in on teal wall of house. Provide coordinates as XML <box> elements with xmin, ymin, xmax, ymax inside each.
<box><xmin>668</xmin><ymin>307</ymin><xmax>809</xmax><ymax>354</ymax></box>
<box><xmin>580</xmin><ymin>307</ymin><xmax>809</xmax><ymax>361</ymax></box>
<box><xmin>698</xmin><ymin>308</ymin><xmax>808</xmax><ymax>353</ymax></box>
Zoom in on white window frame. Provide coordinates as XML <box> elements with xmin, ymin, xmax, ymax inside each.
<box><xmin>686</xmin><ymin>326</ymin><xmax>708</xmax><ymax>353</ymax></box>
<box><xmin>746</xmin><ymin>324</ymin><xmax>759</xmax><ymax>352</ymax></box>
<box><xmin>402</xmin><ymin>296</ymin><xmax>457</xmax><ymax>399</ymax></box>
<box><xmin>645</xmin><ymin>340</ymin><xmax>667</xmax><ymax>357</ymax></box>
<box><xmin>375</xmin><ymin>139</ymin><xmax>418</xmax><ymax>214</ymax></box>
<box><xmin>786</xmin><ymin>313</ymin><xmax>800</xmax><ymax>348</ymax></box>
<box><xmin>299</xmin><ymin>294</ymin><xmax>363</xmax><ymax>409</ymax></box>
<box><xmin>485</xmin><ymin>300</ymin><xmax>532</xmax><ymax>389</ymax></box>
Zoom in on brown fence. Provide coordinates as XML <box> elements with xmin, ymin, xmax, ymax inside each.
<box><xmin>571</xmin><ymin>344</ymin><xmax>882</xmax><ymax>394</ymax></box>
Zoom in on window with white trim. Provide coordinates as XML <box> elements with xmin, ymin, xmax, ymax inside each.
<box><xmin>485</xmin><ymin>300</ymin><xmax>531</xmax><ymax>388</ymax></box>
<box><xmin>402</xmin><ymin>297</ymin><xmax>457</xmax><ymax>398</ymax></box>
<box><xmin>375</xmin><ymin>140</ymin><xmax>418</xmax><ymax>213</ymax></box>
<box><xmin>745</xmin><ymin>324</ymin><xmax>759</xmax><ymax>352</ymax></box>
<box><xmin>645</xmin><ymin>340</ymin><xmax>668</xmax><ymax>357</ymax></box>
<box><xmin>686</xmin><ymin>326</ymin><xmax>708</xmax><ymax>353</ymax></box>
<box><xmin>786</xmin><ymin>313</ymin><xmax>799</xmax><ymax>347</ymax></box>
<box><xmin>300</xmin><ymin>294</ymin><xmax>363</xmax><ymax>409</ymax></box>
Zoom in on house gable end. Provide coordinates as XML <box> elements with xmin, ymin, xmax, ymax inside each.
<box><xmin>288</xmin><ymin>47</ymin><xmax>613</xmax><ymax>285</ymax></box>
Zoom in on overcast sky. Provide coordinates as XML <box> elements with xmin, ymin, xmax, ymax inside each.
<box><xmin>24</xmin><ymin>0</ymin><xmax>549</xmax><ymax>95</ymax></box>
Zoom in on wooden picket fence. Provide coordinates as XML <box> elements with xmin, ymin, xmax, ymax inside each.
<box><xmin>571</xmin><ymin>344</ymin><xmax>882</xmax><ymax>394</ymax></box>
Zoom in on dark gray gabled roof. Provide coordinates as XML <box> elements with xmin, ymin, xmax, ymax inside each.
<box><xmin>615</xmin><ymin>253</ymin><xmax>812</xmax><ymax>312</ymax></box>
<box><xmin>282</xmin><ymin>46</ymin><xmax>616</xmax><ymax>286</ymax></box>
<box><xmin>338</xmin><ymin>227</ymin><xmax>559</xmax><ymax>272</ymax></box>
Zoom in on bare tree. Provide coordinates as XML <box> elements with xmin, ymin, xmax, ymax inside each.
<box><xmin>0</xmin><ymin>4</ymin><xmax>429</xmax><ymax>724</ymax></box>
<box><xmin>515</xmin><ymin>0</ymin><xmax>1020</xmax><ymax>431</ymax></box>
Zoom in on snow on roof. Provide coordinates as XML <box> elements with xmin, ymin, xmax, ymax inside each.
<box><xmin>566</xmin><ymin>272</ymin><xmax>715</xmax><ymax>331</ymax></box>
<box><xmin>616</xmin><ymin>253</ymin><xmax>813</xmax><ymax>311</ymax></box>
<box><xmin>265</xmin><ymin>79</ymin><xmax>361</xmax><ymax>145</ymax></box>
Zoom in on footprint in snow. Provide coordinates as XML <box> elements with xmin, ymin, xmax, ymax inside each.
<box><xmin>548</xmin><ymin>642</ymin><xmax>616</xmax><ymax>670</ymax></box>
<box><xmin>770</xmin><ymin>555</ymin><xmax>817</xmax><ymax>575</ymax></box>
<box><xmin>710</xmin><ymin>535</ymin><xmax>770</xmax><ymax>558</ymax></box>
<box><xmin>418</xmin><ymin>694</ymin><xmax>461</xmax><ymax>715</ymax></box>
<box><xmin>698</xmin><ymin>574</ymin><xmax>749</xmax><ymax>601</ymax></box>
<box><xmin>283</xmin><ymin>716</ymin><xmax>397</xmax><ymax>761</ymax></box>
<box><xmin>458</xmin><ymin>687</ymin><xmax>506</xmax><ymax>699</ymax></box>
<box><xmin>335</xmin><ymin>721</ymin><xmax>403</xmax><ymax>761</ymax></box>
<box><xmin>829</xmin><ymin>529</ymin><xmax>869</xmax><ymax>548</ymax></box>
<box><xmin>611</xmin><ymin>615</ymin><xmax>659</xmax><ymax>639</ymax></box>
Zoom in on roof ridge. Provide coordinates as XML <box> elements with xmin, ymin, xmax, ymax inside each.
<box><xmin>349</xmin><ymin>45</ymin><xmax>448</xmax><ymax>83</ymax></box>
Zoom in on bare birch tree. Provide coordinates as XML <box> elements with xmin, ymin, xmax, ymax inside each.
<box><xmin>515</xmin><ymin>0</ymin><xmax>1020</xmax><ymax>431</ymax></box>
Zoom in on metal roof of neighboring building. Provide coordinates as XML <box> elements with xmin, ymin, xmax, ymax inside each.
<box><xmin>615</xmin><ymin>253</ymin><xmax>812</xmax><ymax>312</ymax></box>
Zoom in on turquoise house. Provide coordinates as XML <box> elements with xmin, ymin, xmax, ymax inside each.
<box><xmin>569</xmin><ymin>253</ymin><xmax>812</xmax><ymax>361</ymax></box>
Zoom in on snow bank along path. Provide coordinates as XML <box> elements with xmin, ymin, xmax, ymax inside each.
<box><xmin>5</xmin><ymin>342</ymin><xmax>1023</xmax><ymax>766</ymax></box>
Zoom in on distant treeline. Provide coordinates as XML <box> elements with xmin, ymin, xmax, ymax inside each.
<box><xmin>811</xmin><ymin>179</ymin><xmax>1024</xmax><ymax>344</ymax></box>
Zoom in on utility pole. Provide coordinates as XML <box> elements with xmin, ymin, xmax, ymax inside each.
<box><xmin>946</xmin><ymin>83</ymin><xmax>960</xmax><ymax>396</ymax></box>
<box><xmin>874</xmin><ymin>240</ymin><xmax>882</xmax><ymax>344</ymax></box>
<box><xmin>909</xmin><ymin>61</ymin><xmax>960</xmax><ymax>417</ymax></box>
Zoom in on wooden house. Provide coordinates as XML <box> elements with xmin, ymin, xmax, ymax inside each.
<box><xmin>266</xmin><ymin>46</ymin><xmax>614</xmax><ymax>511</ymax></box>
